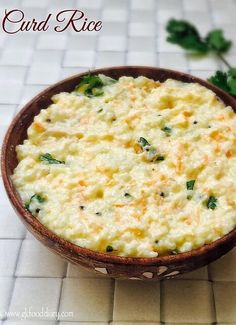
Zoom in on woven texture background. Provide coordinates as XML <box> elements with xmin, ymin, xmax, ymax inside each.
<box><xmin>0</xmin><ymin>0</ymin><xmax>236</xmax><ymax>324</ymax></box>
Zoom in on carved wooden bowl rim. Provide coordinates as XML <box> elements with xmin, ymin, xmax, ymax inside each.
<box><xmin>1</xmin><ymin>66</ymin><xmax>236</xmax><ymax>266</ymax></box>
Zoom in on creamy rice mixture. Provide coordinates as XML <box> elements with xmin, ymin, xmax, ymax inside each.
<box><xmin>12</xmin><ymin>75</ymin><xmax>236</xmax><ymax>257</ymax></box>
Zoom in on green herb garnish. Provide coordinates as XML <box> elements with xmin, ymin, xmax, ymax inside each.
<box><xmin>137</xmin><ymin>138</ymin><xmax>165</xmax><ymax>162</ymax></box>
<box><xmin>206</xmin><ymin>29</ymin><xmax>232</xmax><ymax>53</ymax></box>
<box><xmin>124</xmin><ymin>192</ymin><xmax>132</xmax><ymax>198</ymax></box>
<box><xmin>187</xmin><ymin>195</ymin><xmax>192</xmax><ymax>200</ymax></box>
<box><xmin>161</xmin><ymin>126</ymin><xmax>172</xmax><ymax>136</ymax></box>
<box><xmin>106</xmin><ymin>245</ymin><xmax>114</xmax><ymax>252</ymax></box>
<box><xmin>166</xmin><ymin>19</ymin><xmax>231</xmax><ymax>55</ymax></box>
<box><xmin>186</xmin><ymin>180</ymin><xmax>195</xmax><ymax>191</ymax></box>
<box><xmin>166</xmin><ymin>19</ymin><xmax>209</xmax><ymax>54</ymax></box>
<box><xmin>138</xmin><ymin>137</ymin><xmax>150</xmax><ymax>149</ymax></box>
<box><xmin>39</xmin><ymin>153</ymin><xmax>65</xmax><ymax>165</ymax></box>
<box><xmin>75</xmin><ymin>74</ymin><xmax>116</xmax><ymax>97</ymax></box>
<box><xmin>206</xmin><ymin>196</ymin><xmax>218</xmax><ymax>210</ymax></box>
<box><xmin>156</xmin><ymin>156</ymin><xmax>165</xmax><ymax>161</ymax></box>
<box><xmin>166</xmin><ymin>19</ymin><xmax>236</xmax><ymax>97</ymax></box>
<box><xmin>25</xmin><ymin>194</ymin><xmax>46</xmax><ymax>213</ymax></box>
<box><xmin>208</xmin><ymin>69</ymin><xmax>236</xmax><ymax>96</ymax></box>
<box><xmin>75</xmin><ymin>75</ymin><xmax>104</xmax><ymax>97</ymax></box>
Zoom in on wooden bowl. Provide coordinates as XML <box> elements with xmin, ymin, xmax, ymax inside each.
<box><xmin>1</xmin><ymin>66</ymin><xmax>236</xmax><ymax>280</ymax></box>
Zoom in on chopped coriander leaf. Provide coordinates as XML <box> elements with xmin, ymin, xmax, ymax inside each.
<box><xmin>33</xmin><ymin>194</ymin><xmax>45</xmax><ymax>203</ymax></box>
<box><xmin>106</xmin><ymin>245</ymin><xmax>114</xmax><ymax>252</ymax></box>
<box><xmin>161</xmin><ymin>126</ymin><xmax>172</xmax><ymax>136</ymax></box>
<box><xmin>156</xmin><ymin>156</ymin><xmax>165</xmax><ymax>161</ymax></box>
<box><xmin>186</xmin><ymin>180</ymin><xmax>195</xmax><ymax>190</ymax></box>
<box><xmin>39</xmin><ymin>153</ymin><xmax>65</xmax><ymax>165</ymax></box>
<box><xmin>25</xmin><ymin>194</ymin><xmax>46</xmax><ymax>213</ymax></box>
<box><xmin>137</xmin><ymin>138</ymin><xmax>165</xmax><ymax>162</ymax></box>
<box><xmin>206</xmin><ymin>196</ymin><xmax>218</xmax><ymax>210</ymax></box>
<box><xmin>124</xmin><ymin>192</ymin><xmax>132</xmax><ymax>197</ymax></box>
<box><xmin>138</xmin><ymin>137</ymin><xmax>150</xmax><ymax>148</ymax></box>
<box><xmin>74</xmin><ymin>74</ymin><xmax>116</xmax><ymax>98</ymax></box>
<box><xmin>187</xmin><ymin>195</ymin><xmax>192</xmax><ymax>200</ymax></box>
<box><xmin>75</xmin><ymin>74</ymin><xmax>104</xmax><ymax>97</ymax></box>
<box><xmin>97</xmin><ymin>108</ymin><xmax>103</xmax><ymax>113</ymax></box>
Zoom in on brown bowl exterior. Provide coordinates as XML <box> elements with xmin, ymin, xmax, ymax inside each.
<box><xmin>1</xmin><ymin>66</ymin><xmax>236</xmax><ymax>280</ymax></box>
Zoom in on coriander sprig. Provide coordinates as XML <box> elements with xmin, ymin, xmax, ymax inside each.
<box><xmin>166</xmin><ymin>19</ymin><xmax>236</xmax><ymax>97</ymax></box>
<box><xmin>166</xmin><ymin>19</ymin><xmax>231</xmax><ymax>63</ymax></box>
<box><xmin>208</xmin><ymin>69</ymin><xmax>236</xmax><ymax>97</ymax></box>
